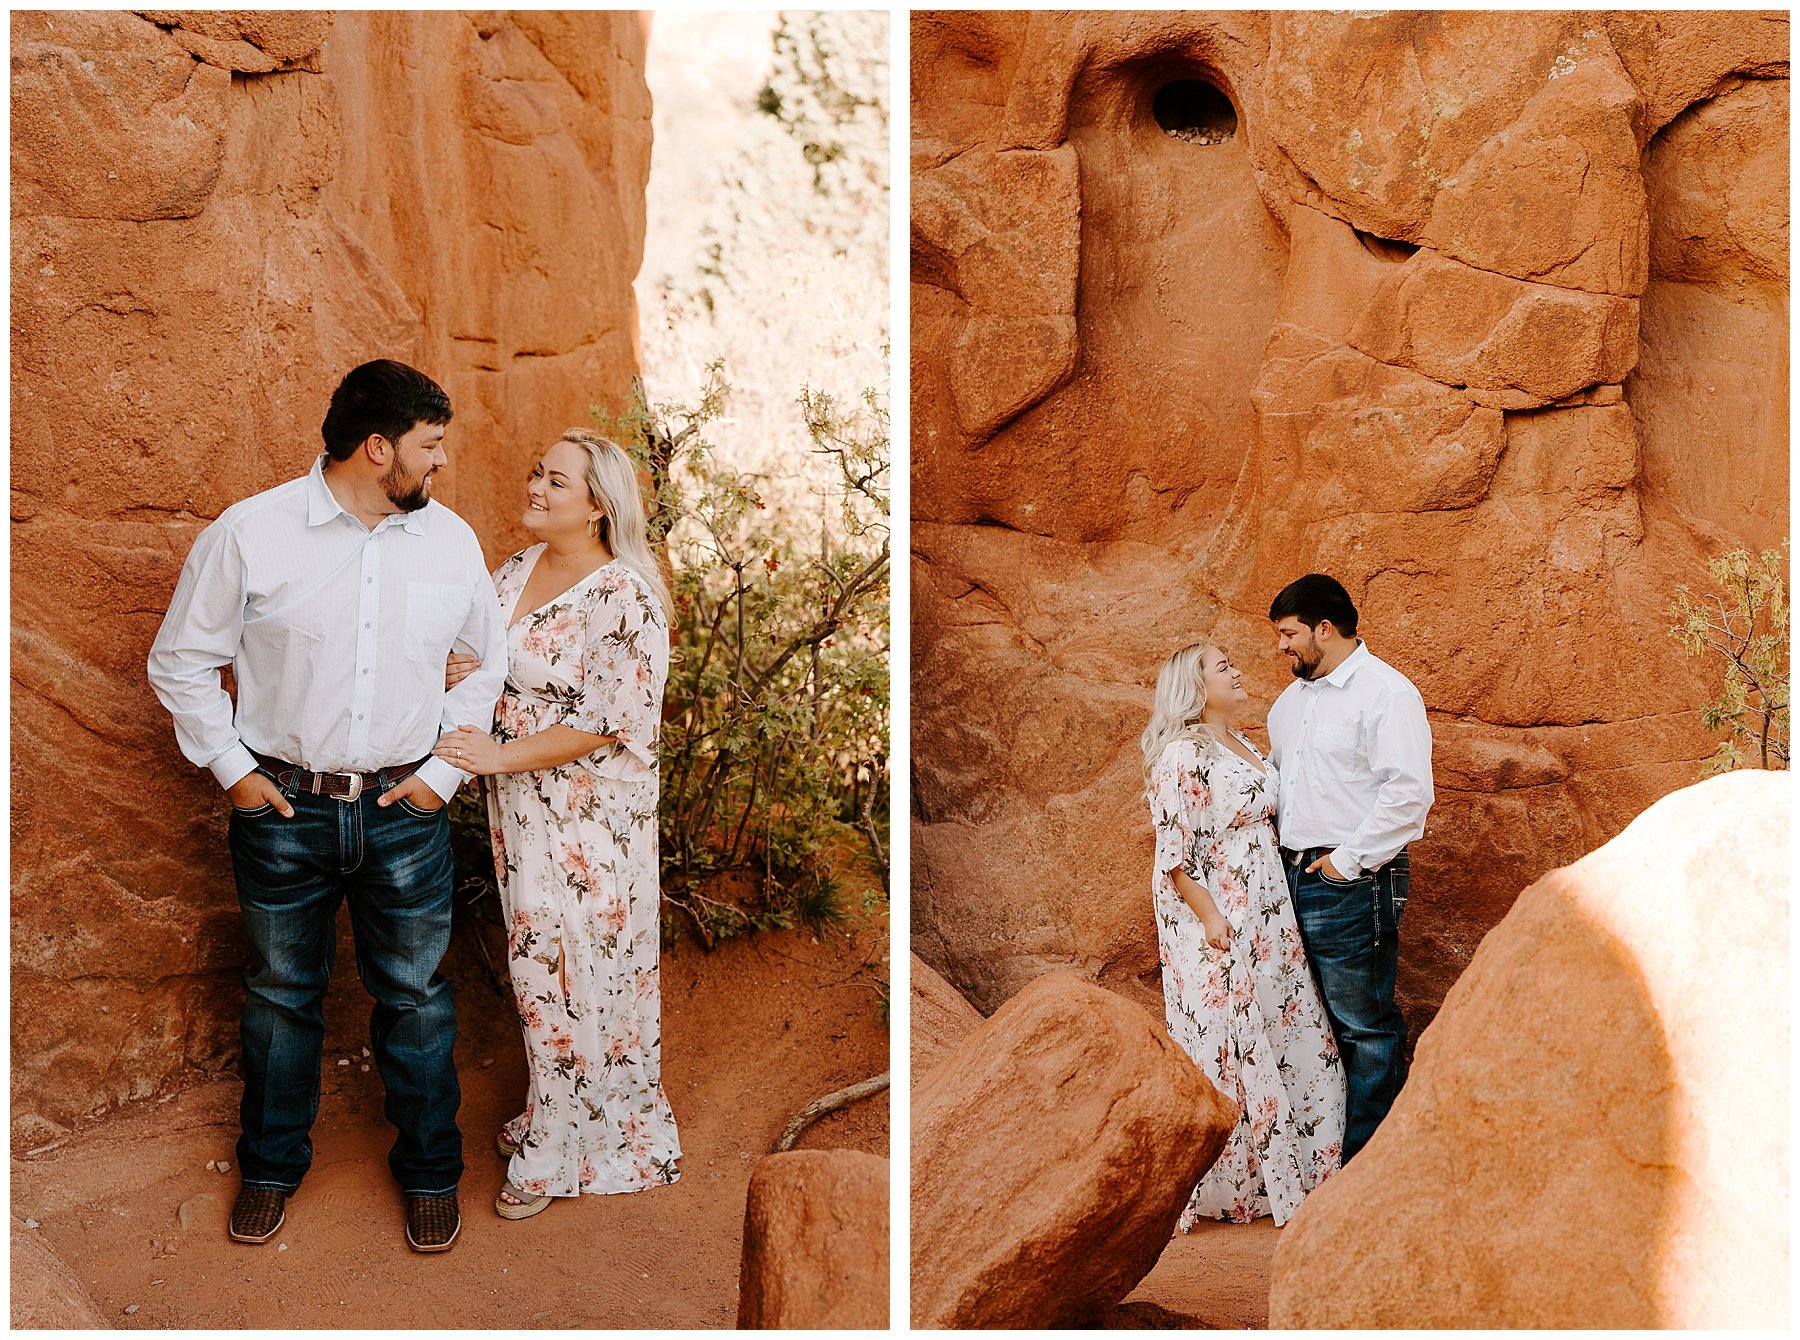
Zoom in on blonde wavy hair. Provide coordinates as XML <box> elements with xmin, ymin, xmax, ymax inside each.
<box><xmin>556</xmin><ymin>428</ymin><xmax>672</xmax><ymax>620</ymax></box>
<box><xmin>1140</xmin><ymin>642</ymin><xmax>1222</xmax><ymax>789</ymax></box>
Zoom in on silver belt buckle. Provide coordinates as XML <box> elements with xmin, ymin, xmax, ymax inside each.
<box><xmin>330</xmin><ymin>771</ymin><xmax>363</xmax><ymax>802</ymax></box>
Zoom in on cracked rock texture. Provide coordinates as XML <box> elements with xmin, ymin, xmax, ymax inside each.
<box><xmin>911</xmin><ymin>11</ymin><xmax>1787</xmax><ymax>1038</ymax></box>
<box><xmin>11</xmin><ymin>9</ymin><xmax>652</xmax><ymax>1137</ymax></box>
<box><xmin>1269</xmin><ymin>770</ymin><xmax>1789</xmax><ymax>1327</ymax></box>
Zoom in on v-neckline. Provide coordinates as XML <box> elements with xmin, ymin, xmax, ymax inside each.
<box><xmin>1219</xmin><ymin>729</ymin><xmax>1267</xmax><ymax>778</ymax></box>
<box><xmin>507</xmin><ymin>544</ymin><xmax>617</xmax><ymax>630</ymax></box>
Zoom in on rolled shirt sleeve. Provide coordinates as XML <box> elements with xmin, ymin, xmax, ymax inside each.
<box><xmin>1331</xmin><ymin>684</ymin><xmax>1433</xmax><ymax>878</ymax></box>
<box><xmin>562</xmin><ymin>570</ymin><xmax>668</xmax><ymax>771</ymax></box>
<box><xmin>146</xmin><ymin>521</ymin><xmax>259</xmax><ymax>792</ymax></box>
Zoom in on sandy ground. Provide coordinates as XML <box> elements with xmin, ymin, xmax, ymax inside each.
<box><xmin>13</xmin><ymin>910</ymin><xmax>889</xmax><ymax>1329</ymax></box>
<box><xmin>1108</xmin><ymin>1220</ymin><xmax>1281</xmax><ymax>1328</ymax></box>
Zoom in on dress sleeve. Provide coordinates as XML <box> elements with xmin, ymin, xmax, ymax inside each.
<box><xmin>564</xmin><ymin>570</ymin><xmax>669</xmax><ymax>770</ymax></box>
<box><xmin>1150</xmin><ymin>741</ymin><xmax>1224</xmax><ymax>908</ymax></box>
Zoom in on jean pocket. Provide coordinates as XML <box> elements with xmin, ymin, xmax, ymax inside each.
<box><xmin>395</xmin><ymin>796</ymin><xmax>448</xmax><ymax>819</ymax></box>
<box><xmin>230</xmin><ymin>767</ymin><xmax>282</xmax><ymax>816</ymax></box>
<box><xmin>1388</xmin><ymin>867</ymin><xmax>1410</xmax><ymax>924</ymax></box>
<box><xmin>1316</xmin><ymin>865</ymin><xmax>1374</xmax><ymax>889</ymax></box>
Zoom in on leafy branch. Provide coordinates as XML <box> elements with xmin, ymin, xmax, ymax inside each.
<box><xmin>1669</xmin><ymin>540</ymin><xmax>1789</xmax><ymax>776</ymax></box>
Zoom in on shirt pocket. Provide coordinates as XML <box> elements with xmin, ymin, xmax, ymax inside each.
<box><xmin>1313</xmin><ymin>722</ymin><xmax>1360</xmax><ymax>770</ymax></box>
<box><xmin>404</xmin><ymin>582</ymin><xmax>468</xmax><ymax>663</ymax></box>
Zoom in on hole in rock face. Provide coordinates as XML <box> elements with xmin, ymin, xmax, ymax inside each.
<box><xmin>1354</xmin><ymin>228</ymin><xmax>1421</xmax><ymax>263</ymax></box>
<box><xmin>1152</xmin><ymin>78</ymin><xmax>1237</xmax><ymax>145</ymax></box>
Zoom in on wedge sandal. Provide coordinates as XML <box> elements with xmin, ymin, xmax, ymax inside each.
<box><xmin>494</xmin><ymin>1180</ymin><xmax>553</xmax><ymax>1220</ymax></box>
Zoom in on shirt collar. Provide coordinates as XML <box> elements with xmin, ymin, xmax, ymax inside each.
<box><xmin>305</xmin><ymin>455</ymin><xmax>428</xmax><ymax>535</ymax></box>
<box><xmin>1320</xmin><ymin>640</ymin><xmax>1369</xmax><ymax>688</ymax></box>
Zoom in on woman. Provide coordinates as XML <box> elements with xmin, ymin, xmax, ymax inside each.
<box><xmin>1142</xmin><ymin>642</ymin><xmax>1344</xmax><ymax>1226</ymax></box>
<box><xmin>437</xmin><ymin>429</ymin><xmax>681</xmax><ymax>1219</ymax></box>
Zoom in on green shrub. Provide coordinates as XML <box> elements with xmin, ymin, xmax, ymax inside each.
<box><xmin>450</xmin><ymin>367</ymin><xmax>888</xmax><ymax>952</ymax></box>
<box><xmin>611</xmin><ymin>363</ymin><xmax>889</xmax><ymax>945</ymax></box>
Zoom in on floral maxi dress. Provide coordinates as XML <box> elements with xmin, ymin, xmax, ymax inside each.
<box><xmin>1149</xmin><ymin>732</ymin><xmax>1344</xmax><ymax>1226</ymax></box>
<box><xmin>486</xmin><ymin>546</ymin><xmax>682</xmax><ymax>1196</ymax></box>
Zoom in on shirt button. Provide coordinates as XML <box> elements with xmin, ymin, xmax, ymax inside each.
<box><xmin>362</xmin><ymin>668</ymin><xmax>369</xmax><ymax>676</ymax></box>
<box><xmin>365</xmin><ymin>623</ymin><xmax>371</xmax><ymax>629</ymax></box>
<box><xmin>357</xmin><ymin>713</ymin><xmax>365</xmax><ymax>720</ymax></box>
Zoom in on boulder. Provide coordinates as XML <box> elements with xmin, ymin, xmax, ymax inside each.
<box><xmin>908</xmin><ymin>952</ymin><xmax>982</xmax><ymax>1078</ymax></box>
<box><xmin>1269</xmin><ymin>770</ymin><xmax>1789</xmax><ymax>1328</ymax></box>
<box><xmin>11</xmin><ymin>1218</ymin><xmax>108</xmax><ymax>1329</ymax></box>
<box><xmin>736</xmin><ymin>1150</ymin><xmax>888</xmax><ymax>1330</ymax></box>
<box><xmin>912</xmin><ymin>972</ymin><xmax>1236</xmax><ymax>1328</ymax></box>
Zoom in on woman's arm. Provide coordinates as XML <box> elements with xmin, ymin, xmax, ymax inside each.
<box><xmin>432</xmin><ymin>722</ymin><xmax>611</xmax><ymax>776</ymax></box>
<box><xmin>1150</xmin><ymin>744</ymin><xmax>1233</xmax><ymax>950</ymax></box>
<box><xmin>1172</xmin><ymin>867</ymin><xmax>1230</xmax><ymax>949</ymax></box>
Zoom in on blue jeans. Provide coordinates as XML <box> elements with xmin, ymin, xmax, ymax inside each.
<box><xmin>1286</xmin><ymin>849</ymin><xmax>1409</xmax><ymax>1162</ymax></box>
<box><xmin>227</xmin><ymin>768</ymin><xmax>462</xmax><ymax>1196</ymax></box>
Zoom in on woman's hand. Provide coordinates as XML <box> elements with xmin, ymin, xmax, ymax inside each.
<box><xmin>433</xmin><ymin>725</ymin><xmax>507</xmax><ymax>776</ymax></box>
<box><xmin>1172</xmin><ymin>868</ymin><xmax>1232</xmax><ymax>952</ymax></box>
<box><xmin>445</xmin><ymin>653</ymin><xmax>482</xmax><ymax>691</ymax></box>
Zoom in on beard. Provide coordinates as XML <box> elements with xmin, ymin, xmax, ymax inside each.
<box><xmin>1287</xmin><ymin>643</ymin><xmax>1323</xmax><ymax>680</ymax></box>
<box><xmin>381</xmin><ymin>458</ymin><xmax>433</xmax><ymax>512</ymax></box>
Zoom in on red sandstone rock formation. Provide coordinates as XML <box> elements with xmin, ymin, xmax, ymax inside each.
<box><xmin>911</xmin><ymin>972</ymin><xmax>1236</xmax><ymax>1328</ymax></box>
<box><xmin>911</xmin><ymin>12</ymin><xmax>1788</xmax><ymax>1037</ymax></box>
<box><xmin>1268</xmin><ymin>770</ymin><xmax>1789</xmax><ymax>1327</ymax></box>
<box><xmin>908</xmin><ymin>950</ymin><xmax>981</xmax><ymax>1077</ymax></box>
<box><xmin>10</xmin><ymin>10</ymin><xmax>652</xmax><ymax>1142</ymax></box>
<box><xmin>735</xmin><ymin>1149</ymin><xmax>889</xmax><ymax>1329</ymax></box>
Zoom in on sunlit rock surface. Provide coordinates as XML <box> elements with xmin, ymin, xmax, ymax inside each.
<box><xmin>1269</xmin><ymin>771</ymin><xmax>1789</xmax><ymax>1328</ymax></box>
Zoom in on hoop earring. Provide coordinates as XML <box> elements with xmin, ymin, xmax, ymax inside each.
<box><xmin>589</xmin><ymin>515</ymin><xmax>607</xmax><ymax>541</ymax></box>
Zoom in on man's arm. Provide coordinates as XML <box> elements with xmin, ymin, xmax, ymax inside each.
<box><xmin>1331</xmin><ymin>685</ymin><xmax>1433</xmax><ymax>878</ymax></box>
<box><xmin>146</xmin><ymin>521</ymin><xmax>258</xmax><ymax>791</ymax></box>
<box><xmin>408</xmin><ymin>546</ymin><xmax>509</xmax><ymax>803</ymax></box>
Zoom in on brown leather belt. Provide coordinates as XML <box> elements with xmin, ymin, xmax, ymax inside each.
<box><xmin>251</xmin><ymin>751</ymin><xmax>427</xmax><ymax>802</ymax></box>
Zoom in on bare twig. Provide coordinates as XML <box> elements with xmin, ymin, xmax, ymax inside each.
<box><xmin>860</xmin><ymin>791</ymin><xmax>889</xmax><ymax>885</ymax></box>
<box><xmin>664</xmin><ymin>886</ymin><xmax>750</xmax><ymax>951</ymax></box>
<box><xmin>771</xmin><ymin>1071</ymin><xmax>891</xmax><ymax>1153</ymax></box>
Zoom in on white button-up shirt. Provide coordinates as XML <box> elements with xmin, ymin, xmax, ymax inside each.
<box><xmin>1266</xmin><ymin>641</ymin><xmax>1433</xmax><ymax>878</ymax></box>
<box><xmin>148</xmin><ymin>457</ymin><xmax>508</xmax><ymax>802</ymax></box>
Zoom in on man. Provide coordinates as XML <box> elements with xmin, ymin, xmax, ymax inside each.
<box><xmin>148</xmin><ymin>359</ymin><xmax>507</xmax><ymax>1251</ymax></box>
<box><xmin>1266</xmin><ymin>573</ymin><xmax>1432</xmax><ymax>1162</ymax></box>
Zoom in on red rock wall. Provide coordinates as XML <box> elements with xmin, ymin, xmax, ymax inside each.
<box><xmin>911</xmin><ymin>12</ymin><xmax>1788</xmax><ymax>1027</ymax></box>
<box><xmin>10</xmin><ymin>9</ymin><xmax>652</xmax><ymax>1142</ymax></box>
